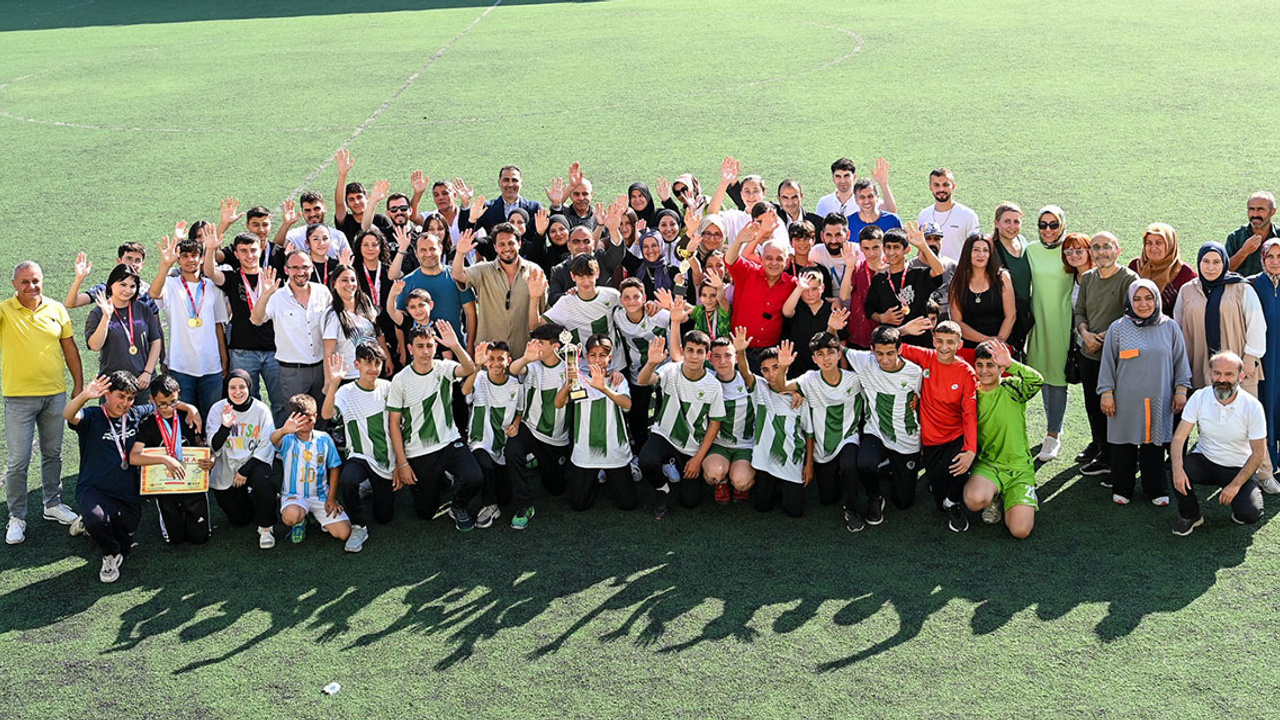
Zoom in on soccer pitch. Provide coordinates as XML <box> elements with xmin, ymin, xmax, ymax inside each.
<box><xmin>2</xmin><ymin>1</ymin><xmax>1280</xmax><ymax>718</ymax></box>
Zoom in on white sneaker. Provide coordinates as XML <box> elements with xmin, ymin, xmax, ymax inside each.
<box><xmin>1036</xmin><ymin>435</ymin><xmax>1061</xmax><ymax>462</ymax></box>
<box><xmin>661</xmin><ymin>460</ymin><xmax>681</xmax><ymax>485</ymax></box>
<box><xmin>43</xmin><ymin>504</ymin><xmax>79</xmax><ymax>525</ymax></box>
<box><xmin>100</xmin><ymin>554</ymin><xmax>120</xmax><ymax>583</ymax></box>
<box><xmin>475</xmin><ymin>504</ymin><xmax>501</xmax><ymax>529</ymax></box>
<box><xmin>630</xmin><ymin>459</ymin><xmax>642</xmax><ymax>483</ymax></box>
<box><xmin>258</xmin><ymin>526</ymin><xmax>276</xmax><ymax>549</ymax></box>
<box><xmin>1151</xmin><ymin>496</ymin><xmax>1170</xmax><ymax>507</ymax></box>
<box><xmin>69</xmin><ymin>516</ymin><xmax>86</xmax><ymax>537</ymax></box>
<box><xmin>6</xmin><ymin>517</ymin><xmax>26</xmax><ymax>545</ymax></box>
<box><xmin>1112</xmin><ymin>493</ymin><xmax>1130</xmax><ymax>505</ymax></box>
<box><xmin>344</xmin><ymin>525</ymin><xmax>368</xmax><ymax>553</ymax></box>
<box><xmin>981</xmin><ymin>498</ymin><xmax>1003</xmax><ymax>525</ymax></box>
<box><xmin>1257</xmin><ymin>474</ymin><xmax>1280</xmax><ymax>495</ymax></box>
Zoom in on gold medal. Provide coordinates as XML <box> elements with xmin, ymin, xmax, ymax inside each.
<box><xmin>187</xmin><ymin>317</ymin><xmax>201</xmax><ymax>328</ymax></box>
<box><xmin>129</xmin><ymin>346</ymin><xmax>138</xmax><ymax>355</ymax></box>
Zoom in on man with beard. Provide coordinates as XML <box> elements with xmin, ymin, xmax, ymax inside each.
<box><xmin>547</xmin><ymin>164</ymin><xmax>598</xmax><ymax>231</ymax></box>
<box><xmin>276</xmin><ymin>191</ymin><xmax>351</xmax><ymax>258</ymax></box>
<box><xmin>808</xmin><ymin>212</ymin><xmax>859</xmax><ymax>292</ymax></box>
<box><xmin>452</xmin><ymin>222</ymin><xmax>540</xmax><ymax>357</ymax></box>
<box><xmin>816</xmin><ymin>157</ymin><xmax>898</xmax><ymax>219</ymax></box>
<box><xmin>1226</xmin><ymin>191</ymin><xmax>1279</xmax><ymax>276</ymax></box>
<box><xmin>916</xmin><ymin>168</ymin><xmax>981</xmax><ymax>262</ymax></box>
<box><xmin>1170</xmin><ymin>351</ymin><xmax>1268</xmax><ymax>535</ymax></box>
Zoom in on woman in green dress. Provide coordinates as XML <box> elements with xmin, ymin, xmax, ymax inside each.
<box><xmin>1025</xmin><ymin>205</ymin><xmax>1075</xmax><ymax>462</ymax></box>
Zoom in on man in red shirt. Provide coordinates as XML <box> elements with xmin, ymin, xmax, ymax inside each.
<box><xmin>899</xmin><ymin>320</ymin><xmax>978</xmax><ymax>532</ymax></box>
<box><xmin>726</xmin><ymin>209</ymin><xmax>797</xmax><ymax>370</ymax></box>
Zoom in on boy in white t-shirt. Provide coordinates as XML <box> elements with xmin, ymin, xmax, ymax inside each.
<box><xmin>559</xmin><ymin>335</ymin><xmax>637</xmax><ymax>512</ymax></box>
<box><xmin>463</xmin><ymin>340</ymin><xmax>524</xmax><ymax>529</ymax></box>
<box><xmin>269</xmin><ymin>393</ymin><xmax>350</xmax><ymax>546</ymax></box>
<box><xmin>503</xmin><ymin>323</ymin><xmax>572</xmax><ymax>530</ymax></box>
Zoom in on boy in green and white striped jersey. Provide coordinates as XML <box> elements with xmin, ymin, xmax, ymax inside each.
<box><xmin>462</xmin><ymin>341</ymin><xmax>524</xmax><ymax>530</ymax></box>
<box><xmin>773</xmin><ymin>332</ymin><xmax>868</xmax><ymax>532</ymax></box>
<box><xmin>558</xmin><ymin>335</ymin><xmax>638</xmax><ymax>512</ymax></box>
<box><xmin>504</xmin><ymin>323</ymin><xmax>571</xmax><ymax>530</ymax></box>
<box><xmin>846</xmin><ymin>325</ymin><xmax>925</xmax><ymax>526</ymax></box>
<box><xmin>613</xmin><ymin>278</ymin><xmax>670</xmax><ymax>451</ymax></box>
<box><xmin>321</xmin><ymin>341</ymin><xmax>397</xmax><ymax>553</ymax></box>
<box><xmin>749</xmin><ymin>345</ymin><xmax>815</xmax><ymax>517</ymax></box>
<box><xmin>531</xmin><ymin>255</ymin><xmax>622</xmax><ymax>374</ymax></box>
<box><xmin>703</xmin><ymin>332</ymin><xmax>756</xmax><ymax>504</ymax></box>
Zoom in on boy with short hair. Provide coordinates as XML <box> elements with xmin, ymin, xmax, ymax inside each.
<box><xmin>560</xmin><ymin>335</ymin><xmax>637</xmax><ymax>511</ymax></box>
<box><xmin>386</xmin><ymin>282</ymin><xmax>433</xmax><ymax>367</ymax></box>
<box><xmin>129</xmin><ymin>374</ymin><xmax>216</xmax><ymax>546</ymax></box>
<box><xmin>865</xmin><ymin>224</ymin><xmax>945</xmax><ymax>347</ymax></box>
<box><xmin>503</xmin><ymin>323</ymin><xmax>572</xmax><ymax>530</ymax></box>
<box><xmin>747</xmin><ymin>343</ymin><xmax>813</xmax><ymax>517</ymax></box>
<box><xmin>149</xmin><ymin>236</ymin><xmax>230</xmax><ymax>421</ymax></box>
<box><xmin>612</xmin><ymin>278</ymin><xmax>670</xmax><ymax>451</ymax></box>
<box><xmin>964</xmin><ymin>340</ymin><xmax>1043</xmax><ymax>539</ymax></box>
<box><xmin>270</xmin><ymin>393</ymin><xmax>350</xmax><ymax>545</ymax></box>
<box><xmin>321</xmin><ymin>341</ymin><xmax>397</xmax><ymax>552</ymax></box>
<box><xmin>463</xmin><ymin>340</ymin><xmax>524</xmax><ymax>528</ymax></box>
<box><xmin>533</xmin><ymin>255</ymin><xmax>621</xmax><ymax>366</ymax></box>
<box><xmin>703</xmin><ymin>333</ymin><xmax>756</xmax><ymax>504</ymax></box>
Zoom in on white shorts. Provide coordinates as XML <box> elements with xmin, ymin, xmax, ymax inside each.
<box><xmin>281</xmin><ymin>495</ymin><xmax>349</xmax><ymax>527</ymax></box>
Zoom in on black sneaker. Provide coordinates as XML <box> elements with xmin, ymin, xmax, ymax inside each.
<box><xmin>865</xmin><ymin>495</ymin><xmax>886</xmax><ymax>526</ymax></box>
<box><xmin>1099</xmin><ymin>475</ymin><xmax>1114</xmax><ymax>488</ymax></box>
<box><xmin>946</xmin><ymin>504</ymin><xmax>969</xmax><ymax>533</ymax></box>
<box><xmin>654</xmin><ymin>491</ymin><xmax>669</xmax><ymax>521</ymax></box>
<box><xmin>844</xmin><ymin>508</ymin><xmax>865</xmax><ymax>533</ymax></box>
<box><xmin>1172</xmin><ymin>515</ymin><xmax>1204</xmax><ymax>536</ymax></box>
<box><xmin>451</xmin><ymin>506</ymin><xmax>474</xmax><ymax>532</ymax></box>
<box><xmin>1080</xmin><ymin>459</ymin><xmax>1111</xmax><ymax>476</ymax></box>
<box><xmin>1075</xmin><ymin>442</ymin><xmax>1099</xmax><ymax>464</ymax></box>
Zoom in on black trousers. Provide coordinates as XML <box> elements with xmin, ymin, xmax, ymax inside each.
<box><xmin>626</xmin><ymin>382</ymin><xmax>655</xmax><ymax>452</ymax></box>
<box><xmin>338</xmin><ymin>457</ymin><xmax>394</xmax><ymax>526</ymax></box>
<box><xmin>1109</xmin><ymin>443</ymin><xmax>1168</xmax><ymax>500</ymax></box>
<box><xmin>406</xmin><ymin>441</ymin><xmax>483</xmax><ymax>518</ymax></box>
<box><xmin>813</xmin><ymin>442</ymin><xmax>859</xmax><ymax>509</ymax></box>
<box><xmin>503</xmin><ymin>425</ymin><xmax>568</xmax><ymax>512</ymax></box>
<box><xmin>638</xmin><ymin>434</ymin><xmax>701</xmax><ymax>508</ymax></box>
<box><xmin>1177</xmin><ymin>453</ymin><xmax>1264</xmax><ymax>522</ymax></box>
<box><xmin>857</xmin><ymin>434</ymin><xmax>921</xmax><ymax>510</ymax></box>
<box><xmin>78</xmin><ymin>487</ymin><xmax>142</xmax><ymax>557</ymax></box>
<box><xmin>1079</xmin><ymin>355</ymin><xmax>1110</xmax><ymax>462</ymax></box>
<box><xmin>474</xmin><ymin>449</ymin><xmax>513</xmax><ymax>508</ymax></box>
<box><xmin>752</xmin><ymin>471</ymin><xmax>806</xmax><ymax>517</ymax></box>
<box><xmin>565</xmin><ymin>465</ymin><xmax>638</xmax><ymax>511</ymax></box>
<box><xmin>922</xmin><ymin>435</ymin><xmax>968</xmax><ymax>509</ymax></box>
<box><xmin>156</xmin><ymin>493</ymin><xmax>211</xmax><ymax>545</ymax></box>
<box><xmin>212</xmin><ymin>458</ymin><xmax>277</xmax><ymax>529</ymax></box>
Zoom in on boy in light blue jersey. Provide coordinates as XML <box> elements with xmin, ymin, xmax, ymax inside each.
<box><xmin>270</xmin><ymin>393</ymin><xmax>350</xmax><ymax>545</ymax></box>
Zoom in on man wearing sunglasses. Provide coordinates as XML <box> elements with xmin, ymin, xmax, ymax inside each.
<box><xmin>452</xmin><ymin>222</ymin><xmax>540</xmax><ymax>357</ymax></box>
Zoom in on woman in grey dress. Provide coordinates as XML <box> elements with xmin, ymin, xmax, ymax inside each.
<box><xmin>1098</xmin><ymin>279</ymin><xmax>1192</xmax><ymax>506</ymax></box>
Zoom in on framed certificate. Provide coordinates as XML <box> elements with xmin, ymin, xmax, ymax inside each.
<box><xmin>139</xmin><ymin>447</ymin><xmax>211</xmax><ymax>495</ymax></box>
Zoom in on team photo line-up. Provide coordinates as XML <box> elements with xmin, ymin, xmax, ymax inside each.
<box><xmin>4</xmin><ymin>153</ymin><xmax>1279</xmax><ymax>583</ymax></box>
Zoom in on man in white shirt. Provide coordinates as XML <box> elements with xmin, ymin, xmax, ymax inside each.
<box><xmin>250</xmin><ymin>251</ymin><xmax>333</xmax><ymax>426</ymax></box>
<box><xmin>1170</xmin><ymin>351</ymin><xmax>1267</xmax><ymax>535</ymax></box>
<box><xmin>276</xmin><ymin>191</ymin><xmax>352</xmax><ymax>257</ymax></box>
<box><xmin>815</xmin><ymin>157</ymin><xmax>898</xmax><ymax>219</ymax></box>
<box><xmin>916</xmin><ymin>167</ymin><xmax>981</xmax><ymax>262</ymax></box>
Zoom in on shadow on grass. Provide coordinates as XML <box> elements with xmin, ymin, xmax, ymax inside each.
<box><xmin>0</xmin><ymin>473</ymin><xmax>1264</xmax><ymax>673</ymax></box>
<box><xmin>2</xmin><ymin>0</ymin><xmax>603</xmax><ymax>33</ymax></box>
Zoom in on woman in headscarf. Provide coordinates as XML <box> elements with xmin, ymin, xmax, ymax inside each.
<box><xmin>207</xmin><ymin>369</ymin><xmax>279</xmax><ymax>548</ymax></box>
<box><xmin>622</xmin><ymin>231</ymin><xmax>679</xmax><ymax>299</ymax></box>
<box><xmin>525</xmin><ymin>212</ymin><xmax>572</xmax><ymax>275</ymax></box>
<box><xmin>660</xmin><ymin>173</ymin><xmax>707</xmax><ymax>216</ymax></box>
<box><xmin>1129</xmin><ymin>222</ymin><xmax>1195</xmax><ymax>316</ymax></box>
<box><xmin>628</xmin><ymin>182</ymin><xmax>659</xmax><ymax>229</ymax></box>
<box><xmin>653</xmin><ymin>208</ymin><xmax>684</xmax><ymax>265</ymax></box>
<box><xmin>1249</xmin><ymin>238</ymin><xmax>1280</xmax><ymax>492</ymax></box>
<box><xmin>1026</xmin><ymin>205</ymin><xmax>1076</xmax><ymax>461</ymax></box>
<box><xmin>1173</xmin><ymin>242</ymin><xmax>1266</xmax><ymax>398</ymax></box>
<box><xmin>1098</xmin><ymin>279</ymin><xmax>1192</xmax><ymax>506</ymax></box>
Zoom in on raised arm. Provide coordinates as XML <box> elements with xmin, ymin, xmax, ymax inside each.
<box><xmin>706</xmin><ymin>156</ymin><xmax>738</xmax><ymax>215</ymax></box>
<box><xmin>871</xmin><ymin>158</ymin><xmax>897</xmax><ymax>215</ymax></box>
<box><xmin>202</xmin><ymin>225</ymin><xmax>227</xmax><ymax>286</ymax></box>
<box><xmin>66</xmin><ymin>252</ymin><xmax>94</xmax><ymax>308</ymax></box>
<box><xmin>150</xmin><ymin>235</ymin><xmax>178</xmax><ymax>302</ymax></box>
<box><xmin>334</xmin><ymin>149</ymin><xmax>353</xmax><ymax>225</ymax></box>
<box><xmin>248</xmin><ymin>266</ymin><xmax>281</xmax><ymax>326</ymax></box>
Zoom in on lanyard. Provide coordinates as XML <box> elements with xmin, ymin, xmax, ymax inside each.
<box><xmin>110</xmin><ymin>413</ymin><xmax>129</xmax><ymax>470</ymax></box>
<box><xmin>180</xmin><ymin>276</ymin><xmax>205</xmax><ymax>320</ymax></box>
<box><xmin>155</xmin><ymin>412</ymin><xmax>184</xmax><ymax>461</ymax></box>
<box><xmin>240</xmin><ymin>271</ymin><xmax>260</xmax><ymax>312</ymax></box>
<box><xmin>888</xmin><ymin>268</ymin><xmax>909</xmax><ymax>304</ymax></box>
<box><xmin>315</xmin><ymin>260</ymin><xmax>330</xmax><ymax>286</ymax></box>
<box><xmin>363</xmin><ymin>263</ymin><xmax>380</xmax><ymax>308</ymax></box>
<box><xmin>114</xmin><ymin>303</ymin><xmax>136</xmax><ymax>350</ymax></box>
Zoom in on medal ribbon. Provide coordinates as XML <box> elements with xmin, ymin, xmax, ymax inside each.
<box><xmin>363</xmin><ymin>264</ymin><xmax>380</xmax><ymax>308</ymax></box>
<box><xmin>180</xmin><ymin>276</ymin><xmax>205</xmax><ymax>322</ymax></box>
<box><xmin>240</xmin><ymin>270</ymin><xmax>259</xmax><ymax>312</ymax></box>
<box><xmin>156</xmin><ymin>412</ymin><xmax>183</xmax><ymax>461</ymax></box>
<box><xmin>115</xmin><ymin>303</ymin><xmax>137</xmax><ymax>351</ymax></box>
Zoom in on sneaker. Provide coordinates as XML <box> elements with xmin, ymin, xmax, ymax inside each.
<box><xmin>1099</xmin><ymin>476</ymin><xmax>1114</xmax><ymax>489</ymax></box>
<box><xmin>865</xmin><ymin>495</ymin><xmax>885</xmax><ymax>526</ymax></box>
<box><xmin>1172</xmin><ymin>515</ymin><xmax>1204</xmax><ymax>536</ymax></box>
<box><xmin>844</xmin><ymin>508</ymin><xmax>865</xmax><ymax>533</ymax></box>
<box><xmin>69</xmin><ymin>516</ymin><xmax>86</xmax><ymax>537</ymax></box>
<box><xmin>629</xmin><ymin>459</ymin><xmax>642</xmax><ymax>484</ymax></box>
<box><xmin>731</xmin><ymin>487</ymin><xmax>749</xmax><ymax>503</ymax></box>
<box><xmin>6</xmin><ymin>517</ymin><xmax>26</xmax><ymax>545</ymax></box>
<box><xmin>982</xmin><ymin>498</ymin><xmax>1003</xmax><ymax>525</ymax></box>
<box><xmin>451</xmin><ymin>506</ymin><xmax>474</xmax><ymax>532</ymax></box>
<box><xmin>1036</xmin><ymin>435</ymin><xmax>1061</xmax><ymax>462</ymax></box>
<box><xmin>1112</xmin><ymin>493</ymin><xmax>1130</xmax><ymax>505</ymax></box>
<box><xmin>714</xmin><ymin>483</ymin><xmax>731</xmax><ymax>504</ymax></box>
<box><xmin>476</xmin><ymin>504</ymin><xmax>501</xmax><ymax>529</ymax></box>
<box><xmin>258</xmin><ymin>526</ymin><xmax>276</xmax><ymax>549</ymax></box>
<box><xmin>358</xmin><ymin>479</ymin><xmax>373</xmax><ymax>499</ymax></box>
<box><xmin>1151</xmin><ymin>496</ymin><xmax>1170</xmax><ymax>507</ymax></box>
<box><xmin>510</xmin><ymin>506</ymin><xmax>535</xmax><ymax>530</ymax></box>
<box><xmin>43</xmin><ymin>504</ymin><xmax>79</xmax><ymax>525</ymax></box>
<box><xmin>597</xmin><ymin>470</ymin><xmax>607</xmax><ymax>484</ymax></box>
<box><xmin>946</xmin><ymin>504</ymin><xmax>969</xmax><ymax>533</ymax></box>
<box><xmin>1258</xmin><ymin>475</ymin><xmax>1280</xmax><ymax>495</ymax></box>
<box><xmin>1081</xmin><ymin>459</ymin><xmax>1110</xmax><ymax>476</ymax></box>
<box><xmin>661</xmin><ymin>460</ymin><xmax>681</xmax><ymax>485</ymax></box>
<box><xmin>99</xmin><ymin>554</ymin><xmax>120</xmax><ymax>583</ymax></box>
<box><xmin>1075</xmin><ymin>442</ymin><xmax>1099</xmax><ymax>464</ymax></box>
<box><xmin>344</xmin><ymin>525</ymin><xmax>368</xmax><ymax>553</ymax></box>
<box><xmin>289</xmin><ymin>522</ymin><xmax>306</xmax><ymax>544</ymax></box>
<box><xmin>654</xmin><ymin>490</ymin><xmax>669</xmax><ymax>521</ymax></box>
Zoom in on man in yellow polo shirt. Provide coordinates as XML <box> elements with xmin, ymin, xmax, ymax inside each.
<box><xmin>3</xmin><ymin>262</ymin><xmax>84</xmax><ymax>545</ymax></box>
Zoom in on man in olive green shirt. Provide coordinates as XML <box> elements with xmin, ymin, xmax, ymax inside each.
<box><xmin>451</xmin><ymin>223</ymin><xmax>543</xmax><ymax>357</ymax></box>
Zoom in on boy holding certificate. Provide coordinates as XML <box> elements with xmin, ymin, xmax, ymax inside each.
<box><xmin>129</xmin><ymin>374</ymin><xmax>214</xmax><ymax>545</ymax></box>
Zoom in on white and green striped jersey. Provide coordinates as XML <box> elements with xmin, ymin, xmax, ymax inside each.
<box><xmin>544</xmin><ymin>287</ymin><xmax>621</xmax><ymax>346</ymax></box>
<box><xmin>613</xmin><ymin>307</ymin><xmax>670</xmax><ymax>380</ymax></box>
<box><xmin>522</xmin><ymin>359</ymin><xmax>571</xmax><ymax>446</ymax></box>
<box><xmin>750</xmin><ymin>380</ymin><xmax>813</xmax><ymax>484</ymax></box>
<box><xmin>713</xmin><ymin>370</ymin><xmax>755</xmax><ymax>450</ymax></box>
<box><xmin>797</xmin><ymin>369</ymin><xmax>863</xmax><ymax>464</ymax></box>
<box><xmin>388</xmin><ymin>359</ymin><xmax>462</xmax><ymax>458</ymax></box>
<box><xmin>570</xmin><ymin>374</ymin><xmax>632</xmax><ymax>469</ymax></box>
<box><xmin>468</xmin><ymin>372</ymin><xmax>524</xmax><ymax>464</ymax></box>
<box><xmin>334</xmin><ymin>379</ymin><xmax>396</xmax><ymax>479</ymax></box>
<box><xmin>845</xmin><ymin>349</ymin><xmax>923</xmax><ymax>454</ymax></box>
<box><xmin>651</xmin><ymin>363</ymin><xmax>727</xmax><ymax>455</ymax></box>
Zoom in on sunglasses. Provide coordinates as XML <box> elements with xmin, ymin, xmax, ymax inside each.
<box><xmin>388</xmin><ymin>205</ymin><xmax>410</xmax><ymax>213</ymax></box>
<box><xmin>1063</xmin><ymin>248</ymin><xmax>1088</xmax><ymax>256</ymax></box>
<box><xmin>1038</xmin><ymin>221</ymin><xmax>1061</xmax><ymax>230</ymax></box>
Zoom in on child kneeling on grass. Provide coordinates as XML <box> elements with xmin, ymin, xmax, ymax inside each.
<box><xmin>270</xmin><ymin>393</ymin><xmax>350</xmax><ymax>545</ymax></box>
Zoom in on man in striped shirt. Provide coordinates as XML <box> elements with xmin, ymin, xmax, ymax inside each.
<box><xmin>503</xmin><ymin>323</ymin><xmax>571</xmax><ymax>530</ymax></box>
<box><xmin>463</xmin><ymin>340</ymin><xmax>524</xmax><ymax>529</ymax></box>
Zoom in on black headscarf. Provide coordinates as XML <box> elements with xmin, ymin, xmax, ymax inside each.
<box><xmin>628</xmin><ymin>182</ymin><xmax>658</xmax><ymax>227</ymax></box>
<box><xmin>1198</xmin><ymin>242</ymin><xmax>1245</xmax><ymax>353</ymax></box>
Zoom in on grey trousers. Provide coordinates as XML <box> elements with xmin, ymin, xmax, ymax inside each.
<box><xmin>4</xmin><ymin>393</ymin><xmax>68</xmax><ymax>520</ymax></box>
<box><xmin>278</xmin><ymin>363</ymin><xmax>326</xmax><ymax>428</ymax></box>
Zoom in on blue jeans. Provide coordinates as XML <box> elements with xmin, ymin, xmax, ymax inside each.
<box><xmin>4</xmin><ymin>393</ymin><xmax>67</xmax><ymax>520</ymax></box>
<box><xmin>230</xmin><ymin>349</ymin><xmax>282</xmax><ymax>425</ymax></box>
<box><xmin>170</xmin><ymin>370</ymin><xmax>224</xmax><ymax>425</ymax></box>
<box><xmin>1041</xmin><ymin>384</ymin><xmax>1068</xmax><ymax>435</ymax></box>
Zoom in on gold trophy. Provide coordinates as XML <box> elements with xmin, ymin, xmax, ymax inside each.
<box><xmin>559</xmin><ymin>330</ymin><xmax>589</xmax><ymax>402</ymax></box>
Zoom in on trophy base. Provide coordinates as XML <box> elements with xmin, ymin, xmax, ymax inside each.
<box><xmin>568</xmin><ymin>387</ymin><xmax>589</xmax><ymax>402</ymax></box>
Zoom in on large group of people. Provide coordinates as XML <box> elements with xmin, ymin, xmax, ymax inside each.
<box><xmin>3</xmin><ymin>155</ymin><xmax>1278</xmax><ymax>584</ymax></box>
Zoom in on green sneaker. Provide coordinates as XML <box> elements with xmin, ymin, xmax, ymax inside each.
<box><xmin>510</xmin><ymin>506</ymin><xmax>535</xmax><ymax>530</ymax></box>
<box><xmin>289</xmin><ymin>522</ymin><xmax>306</xmax><ymax>544</ymax></box>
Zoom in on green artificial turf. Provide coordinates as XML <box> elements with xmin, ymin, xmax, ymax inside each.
<box><xmin>2</xmin><ymin>1</ymin><xmax>1280</xmax><ymax>717</ymax></box>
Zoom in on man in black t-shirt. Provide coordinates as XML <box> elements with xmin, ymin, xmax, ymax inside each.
<box><xmin>865</xmin><ymin>225</ymin><xmax>945</xmax><ymax>347</ymax></box>
<box><xmin>334</xmin><ymin>149</ymin><xmax>395</xmax><ymax>245</ymax></box>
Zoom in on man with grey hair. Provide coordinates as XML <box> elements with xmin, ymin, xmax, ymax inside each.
<box><xmin>1226</xmin><ymin>191</ymin><xmax>1278</xmax><ymax>276</ymax></box>
<box><xmin>726</xmin><ymin>212</ymin><xmax>797</xmax><ymax>369</ymax></box>
<box><xmin>1170</xmin><ymin>351</ymin><xmax>1268</xmax><ymax>535</ymax></box>
<box><xmin>2</xmin><ymin>262</ymin><xmax>84</xmax><ymax>545</ymax></box>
